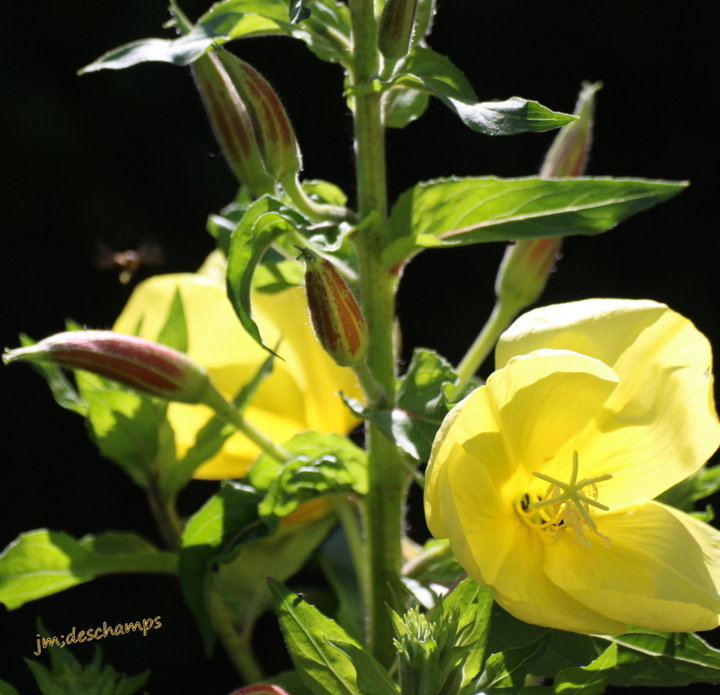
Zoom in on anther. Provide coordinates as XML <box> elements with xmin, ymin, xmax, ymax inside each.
<box><xmin>530</xmin><ymin>451</ymin><xmax>612</xmax><ymax>531</ymax></box>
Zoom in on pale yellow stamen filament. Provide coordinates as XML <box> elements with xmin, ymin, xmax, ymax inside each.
<box><xmin>531</xmin><ymin>451</ymin><xmax>612</xmax><ymax>531</ymax></box>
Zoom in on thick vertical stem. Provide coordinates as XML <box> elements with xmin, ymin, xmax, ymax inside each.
<box><xmin>349</xmin><ymin>0</ymin><xmax>406</xmax><ymax>664</ymax></box>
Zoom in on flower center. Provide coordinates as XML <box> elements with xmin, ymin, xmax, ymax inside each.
<box><xmin>516</xmin><ymin>451</ymin><xmax>612</xmax><ymax>545</ymax></box>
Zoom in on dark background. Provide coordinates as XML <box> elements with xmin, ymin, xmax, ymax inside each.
<box><xmin>2</xmin><ymin>1</ymin><xmax>718</xmax><ymax>692</ymax></box>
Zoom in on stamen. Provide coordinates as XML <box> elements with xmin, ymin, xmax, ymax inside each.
<box><xmin>524</xmin><ymin>451</ymin><xmax>613</xmax><ymax>537</ymax></box>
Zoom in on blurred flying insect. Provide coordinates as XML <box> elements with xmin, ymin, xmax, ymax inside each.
<box><xmin>95</xmin><ymin>240</ymin><xmax>165</xmax><ymax>284</ymax></box>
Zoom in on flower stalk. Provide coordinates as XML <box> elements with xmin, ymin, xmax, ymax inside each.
<box><xmin>349</xmin><ymin>0</ymin><xmax>407</xmax><ymax>663</ymax></box>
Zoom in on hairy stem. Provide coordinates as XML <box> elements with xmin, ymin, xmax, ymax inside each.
<box><xmin>349</xmin><ymin>0</ymin><xmax>406</xmax><ymax>664</ymax></box>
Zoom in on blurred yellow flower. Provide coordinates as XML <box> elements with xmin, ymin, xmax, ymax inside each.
<box><xmin>114</xmin><ymin>271</ymin><xmax>361</xmax><ymax>479</ymax></box>
<box><xmin>425</xmin><ymin>299</ymin><xmax>720</xmax><ymax>634</ymax></box>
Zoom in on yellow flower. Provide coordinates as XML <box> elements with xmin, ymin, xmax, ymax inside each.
<box><xmin>113</xmin><ymin>272</ymin><xmax>361</xmax><ymax>479</ymax></box>
<box><xmin>425</xmin><ymin>299</ymin><xmax>720</xmax><ymax>634</ymax></box>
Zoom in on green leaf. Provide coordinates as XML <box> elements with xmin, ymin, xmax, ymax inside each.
<box><xmin>289</xmin><ymin>0</ymin><xmax>311</xmax><ymax>23</ymax></box>
<box><xmin>250</xmin><ymin>432</ymin><xmax>366</xmax><ymax>490</ymax></box>
<box><xmin>257</xmin><ymin>433</ymin><xmax>367</xmax><ymax>522</ymax></box>
<box><xmin>80</xmin><ymin>0</ymin><xmax>352</xmax><ymax>73</ymax></box>
<box><xmin>79</xmin><ymin>31</ymin><xmax>220</xmax><ymax>73</ymax></box>
<box><xmin>16</xmin><ymin>334</ymin><xmax>87</xmax><ymax>415</ymax></box>
<box><xmin>658</xmin><ymin>464</ymin><xmax>720</xmax><ymax>519</ymax></box>
<box><xmin>269</xmin><ymin>580</ymin><xmax>382</xmax><ymax>695</ymax></box>
<box><xmin>0</xmin><ymin>530</ymin><xmax>176</xmax><ymax>609</ymax></box>
<box><xmin>438</xmin><ymin>578</ymin><xmax>494</xmax><ymax>688</ymax></box>
<box><xmin>155</xmin><ymin>287</ymin><xmax>188</xmax><ymax>352</ymax></box>
<box><xmin>595</xmin><ymin>630</ymin><xmax>720</xmax><ymax>687</ymax></box>
<box><xmin>382</xmin><ymin>85</ymin><xmax>431</xmax><ymax>128</ymax></box>
<box><xmin>24</xmin><ymin>645</ymin><xmax>149</xmax><ymax>695</ymax></box>
<box><xmin>75</xmin><ymin>371</ymin><xmax>174</xmax><ymax>488</ymax></box>
<box><xmin>158</xmin><ymin>350</ymin><xmax>274</xmax><ymax>500</ymax></box>
<box><xmin>179</xmin><ymin>482</ymin><xmax>271</xmax><ymax>652</ymax></box>
<box><xmin>474</xmin><ymin>633</ymin><xmax>551</xmax><ymax>694</ymax></box>
<box><xmin>384</xmin><ymin>176</ymin><xmax>687</xmax><ymax>267</ymax></box>
<box><xmin>328</xmin><ymin>641</ymin><xmax>399</xmax><ymax>695</ymax></box>
<box><xmin>394</xmin><ymin>47</ymin><xmax>574</xmax><ymax>135</ymax></box>
<box><xmin>0</xmin><ymin>680</ymin><xmax>20</xmax><ymax>695</ymax></box>
<box><xmin>215</xmin><ymin>515</ymin><xmax>334</xmax><ymax>636</ymax></box>
<box><xmin>553</xmin><ymin>643</ymin><xmax>616</xmax><ymax>695</ymax></box>
<box><xmin>345</xmin><ymin>349</ymin><xmax>457</xmax><ymax>463</ymax></box>
<box><xmin>486</xmin><ymin>605</ymin><xmax>598</xmax><ymax>679</ymax></box>
<box><xmin>226</xmin><ymin>196</ymin><xmax>306</xmax><ymax>354</ymax></box>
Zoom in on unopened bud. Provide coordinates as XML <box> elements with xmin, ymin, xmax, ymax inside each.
<box><xmin>3</xmin><ymin>330</ymin><xmax>219</xmax><ymax>406</ymax></box>
<box><xmin>193</xmin><ymin>52</ymin><xmax>275</xmax><ymax>196</ymax></box>
<box><xmin>227</xmin><ymin>686</ymin><xmax>291</xmax><ymax>695</ymax></box>
<box><xmin>496</xmin><ymin>82</ymin><xmax>600</xmax><ymax>309</ymax></box>
<box><xmin>300</xmin><ymin>251</ymin><xmax>367</xmax><ymax>367</ymax></box>
<box><xmin>216</xmin><ymin>50</ymin><xmax>302</xmax><ymax>182</ymax></box>
<box><xmin>379</xmin><ymin>0</ymin><xmax>419</xmax><ymax>61</ymax></box>
<box><xmin>540</xmin><ymin>81</ymin><xmax>601</xmax><ymax>178</ymax></box>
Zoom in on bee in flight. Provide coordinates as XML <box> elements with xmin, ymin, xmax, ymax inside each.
<box><xmin>95</xmin><ymin>240</ymin><xmax>165</xmax><ymax>284</ymax></box>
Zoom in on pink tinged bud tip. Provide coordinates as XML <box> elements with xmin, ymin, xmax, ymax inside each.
<box><xmin>227</xmin><ymin>686</ymin><xmax>291</xmax><ymax>695</ymax></box>
<box><xmin>3</xmin><ymin>330</ymin><xmax>212</xmax><ymax>404</ymax></box>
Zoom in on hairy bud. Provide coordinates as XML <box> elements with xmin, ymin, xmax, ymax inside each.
<box><xmin>4</xmin><ymin>330</ymin><xmax>222</xmax><ymax>406</ymax></box>
<box><xmin>216</xmin><ymin>50</ymin><xmax>302</xmax><ymax>182</ymax></box>
<box><xmin>300</xmin><ymin>251</ymin><xmax>367</xmax><ymax>367</ymax></box>
<box><xmin>379</xmin><ymin>0</ymin><xmax>419</xmax><ymax>60</ymax></box>
<box><xmin>496</xmin><ymin>82</ymin><xmax>600</xmax><ymax>309</ymax></box>
<box><xmin>193</xmin><ymin>52</ymin><xmax>275</xmax><ymax>196</ymax></box>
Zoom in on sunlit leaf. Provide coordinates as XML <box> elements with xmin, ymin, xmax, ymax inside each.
<box><xmin>384</xmin><ymin>176</ymin><xmax>687</xmax><ymax>267</ymax></box>
<box><xmin>270</xmin><ymin>580</ymin><xmax>389</xmax><ymax>695</ymax></box>
<box><xmin>0</xmin><ymin>530</ymin><xmax>176</xmax><ymax>609</ymax></box>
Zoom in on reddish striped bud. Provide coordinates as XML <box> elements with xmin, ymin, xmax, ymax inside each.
<box><xmin>379</xmin><ymin>0</ymin><xmax>419</xmax><ymax>60</ymax></box>
<box><xmin>192</xmin><ymin>52</ymin><xmax>275</xmax><ymax>196</ymax></box>
<box><xmin>495</xmin><ymin>83</ymin><xmax>600</xmax><ymax>309</ymax></box>
<box><xmin>300</xmin><ymin>251</ymin><xmax>367</xmax><ymax>367</ymax></box>
<box><xmin>215</xmin><ymin>50</ymin><xmax>302</xmax><ymax>182</ymax></box>
<box><xmin>3</xmin><ymin>330</ymin><xmax>219</xmax><ymax>406</ymax></box>
<box><xmin>227</xmin><ymin>686</ymin><xmax>291</xmax><ymax>695</ymax></box>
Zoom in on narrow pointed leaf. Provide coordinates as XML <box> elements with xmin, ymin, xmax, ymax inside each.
<box><xmin>269</xmin><ymin>580</ymin><xmax>372</xmax><ymax>695</ymax></box>
<box><xmin>384</xmin><ymin>176</ymin><xmax>687</xmax><ymax>267</ymax></box>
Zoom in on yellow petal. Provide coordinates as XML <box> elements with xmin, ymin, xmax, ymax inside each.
<box><xmin>435</xmin><ymin>440</ymin><xmax>625</xmax><ymax>634</ymax></box>
<box><xmin>545</xmin><ymin>501</ymin><xmax>720</xmax><ymax>632</ymax></box>
<box><xmin>482</xmin><ymin>349</ymin><xmax>618</xmax><ymax>476</ymax></box>
<box><xmin>426</xmin><ymin>349</ymin><xmax>616</xmax><ymax>543</ymax></box>
<box><xmin>497</xmin><ymin>300</ymin><xmax>720</xmax><ymax>506</ymax></box>
<box><xmin>114</xmin><ymin>274</ymin><xmax>360</xmax><ymax>479</ymax></box>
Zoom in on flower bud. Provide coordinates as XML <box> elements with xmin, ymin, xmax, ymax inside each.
<box><xmin>379</xmin><ymin>0</ymin><xmax>419</xmax><ymax>61</ymax></box>
<box><xmin>300</xmin><ymin>251</ymin><xmax>367</xmax><ymax>367</ymax></box>
<box><xmin>495</xmin><ymin>82</ymin><xmax>600</xmax><ymax>309</ymax></box>
<box><xmin>227</xmin><ymin>686</ymin><xmax>290</xmax><ymax>695</ymax></box>
<box><xmin>215</xmin><ymin>50</ymin><xmax>302</xmax><ymax>183</ymax></box>
<box><xmin>192</xmin><ymin>52</ymin><xmax>275</xmax><ymax>196</ymax></box>
<box><xmin>3</xmin><ymin>330</ymin><xmax>220</xmax><ymax>406</ymax></box>
<box><xmin>540</xmin><ymin>81</ymin><xmax>600</xmax><ymax>178</ymax></box>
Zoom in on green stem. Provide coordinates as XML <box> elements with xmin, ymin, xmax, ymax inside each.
<box><xmin>281</xmin><ymin>173</ymin><xmax>351</xmax><ymax>222</ymax></box>
<box><xmin>209</xmin><ymin>585</ymin><xmax>265</xmax><ymax>684</ymax></box>
<box><xmin>448</xmin><ymin>298</ymin><xmax>519</xmax><ymax>401</ymax></box>
<box><xmin>334</xmin><ymin>496</ymin><xmax>367</xmax><ymax>604</ymax></box>
<box><xmin>349</xmin><ymin>0</ymin><xmax>406</xmax><ymax>664</ymax></box>
<box><xmin>203</xmin><ymin>384</ymin><xmax>293</xmax><ymax>463</ymax></box>
<box><xmin>146</xmin><ymin>476</ymin><xmax>182</xmax><ymax>549</ymax></box>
